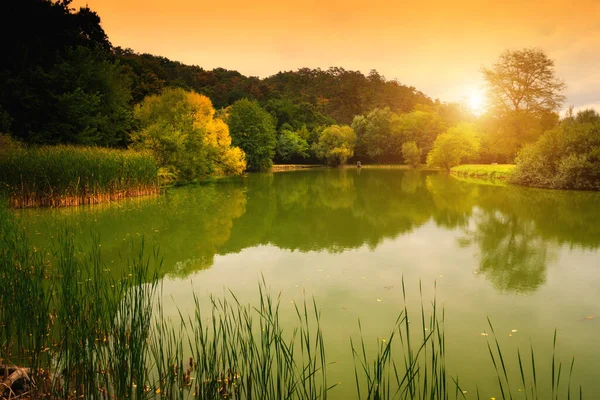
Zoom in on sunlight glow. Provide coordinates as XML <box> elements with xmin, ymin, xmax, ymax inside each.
<box><xmin>468</xmin><ymin>90</ymin><xmax>486</xmax><ymax>115</ymax></box>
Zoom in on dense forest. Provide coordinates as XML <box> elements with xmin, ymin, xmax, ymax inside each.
<box><xmin>1</xmin><ymin>0</ymin><xmax>599</xmax><ymax>195</ymax></box>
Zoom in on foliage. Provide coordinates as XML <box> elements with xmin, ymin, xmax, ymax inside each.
<box><xmin>227</xmin><ymin>99</ymin><xmax>277</xmax><ymax>171</ymax></box>
<box><xmin>0</xmin><ymin>145</ymin><xmax>158</xmax><ymax>208</ymax></box>
<box><xmin>351</xmin><ymin>107</ymin><xmax>446</xmax><ymax>163</ymax></box>
<box><xmin>313</xmin><ymin>125</ymin><xmax>356</xmax><ymax>166</ymax></box>
<box><xmin>0</xmin><ymin>134</ymin><xmax>22</xmax><ymax>151</ymax></box>
<box><xmin>0</xmin><ymin>0</ymin><xmax>133</xmax><ymax>146</ymax></box>
<box><xmin>276</xmin><ymin>127</ymin><xmax>310</xmax><ymax>161</ymax></box>
<box><xmin>427</xmin><ymin>122</ymin><xmax>481</xmax><ymax>170</ymax></box>
<box><xmin>352</xmin><ymin>107</ymin><xmax>397</xmax><ymax>160</ymax></box>
<box><xmin>118</xmin><ymin>51</ymin><xmax>434</xmax><ymax>128</ymax></box>
<box><xmin>401</xmin><ymin>141</ymin><xmax>422</xmax><ymax>168</ymax></box>
<box><xmin>482</xmin><ymin>48</ymin><xmax>566</xmax><ymax>117</ymax></box>
<box><xmin>510</xmin><ymin>109</ymin><xmax>600</xmax><ymax>190</ymax></box>
<box><xmin>393</xmin><ymin>108</ymin><xmax>447</xmax><ymax>160</ymax></box>
<box><xmin>265</xmin><ymin>68</ymin><xmax>433</xmax><ymax>124</ymax></box>
<box><xmin>481</xmin><ymin>48</ymin><xmax>565</xmax><ymax>160</ymax></box>
<box><xmin>131</xmin><ymin>88</ymin><xmax>245</xmax><ymax>183</ymax></box>
<box><xmin>264</xmin><ymin>98</ymin><xmax>335</xmax><ymax>133</ymax></box>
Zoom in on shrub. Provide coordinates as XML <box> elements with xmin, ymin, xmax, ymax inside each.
<box><xmin>510</xmin><ymin>110</ymin><xmax>600</xmax><ymax>190</ymax></box>
<box><xmin>426</xmin><ymin>122</ymin><xmax>481</xmax><ymax>171</ymax></box>
<box><xmin>130</xmin><ymin>88</ymin><xmax>246</xmax><ymax>183</ymax></box>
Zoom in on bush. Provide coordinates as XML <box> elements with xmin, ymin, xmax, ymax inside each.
<box><xmin>426</xmin><ymin>122</ymin><xmax>481</xmax><ymax>171</ymax></box>
<box><xmin>510</xmin><ymin>110</ymin><xmax>600</xmax><ymax>190</ymax></box>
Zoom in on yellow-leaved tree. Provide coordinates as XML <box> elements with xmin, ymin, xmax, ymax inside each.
<box><xmin>130</xmin><ymin>88</ymin><xmax>246</xmax><ymax>183</ymax></box>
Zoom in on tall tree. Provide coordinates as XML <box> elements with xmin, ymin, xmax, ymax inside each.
<box><xmin>482</xmin><ymin>48</ymin><xmax>566</xmax><ymax>116</ymax></box>
<box><xmin>226</xmin><ymin>99</ymin><xmax>277</xmax><ymax>171</ymax></box>
<box><xmin>482</xmin><ymin>48</ymin><xmax>565</xmax><ymax>159</ymax></box>
<box><xmin>0</xmin><ymin>0</ymin><xmax>132</xmax><ymax>146</ymax></box>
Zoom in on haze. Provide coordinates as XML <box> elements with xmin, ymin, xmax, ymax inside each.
<box><xmin>74</xmin><ymin>0</ymin><xmax>600</xmax><ymax>111</ymax></box>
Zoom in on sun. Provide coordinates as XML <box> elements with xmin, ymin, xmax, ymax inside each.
<box><xmin>467</xmin><ymin>90</ymin><xmax>486</xmax><ymax>115</ymax></box>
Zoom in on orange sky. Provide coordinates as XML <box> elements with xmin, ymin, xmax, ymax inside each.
<box><xmin>74</xmin><ymin>0</ymin><xmax>600</xmax><ymax>112</ymax></box>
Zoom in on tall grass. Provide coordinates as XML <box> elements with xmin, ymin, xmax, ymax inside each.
<box><xmin>0</xmin><ymin>204</ymin><xmax>589</xmax><ymax>399</ymax></box>
<box><xmin>0</xmin><ymin>145</ymin><xmax>159</xmax><ymax>208</ymax></box>
<box><xmin>351</xmin><ymin>280</ymin><xmax>456</xmax><ymax>400</ymax></box>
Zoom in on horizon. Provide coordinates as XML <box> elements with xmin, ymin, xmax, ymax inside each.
<box><xmin>73</xmin><ymin>0</ymin><xmax>600</xmax><ymax>114</ymax></box>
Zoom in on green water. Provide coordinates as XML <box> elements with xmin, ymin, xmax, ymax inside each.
<box><xmin>17</xmin><ymin>168</ymin><xmax>600</xmax><ymax>397</ymax></box>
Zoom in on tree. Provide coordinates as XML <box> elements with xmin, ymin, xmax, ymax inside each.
<box><xmin>483</xmin><ymin>49</ymin><xmax>566</xmax><ymax>116</ymax></box>
<box><xmin>313</xmin><ymin>125</ymin><xmax>356</xmax><ymax>166</ymax></box>
<box><xmin>0</xmin><ymin>0</ymin><xmax>132</xmax><ymax>146</ymax></box>
<box><xmin>276</xmin><ymin>127</ymin><xmax>310</xmax><ymax>161</ymax></box>
<box><xmin>227</xmin><ymin>99</ymin><xmax>277</xmax><ymax>171</ymax></box>
<box><xmin>426</xmin><ymin>123</ymin><xmax>481</xmax><ymax>171</ymax></box>
<box><xmin>392</xmin><ymin>109</ymin><xmax>446</xmax><ymax>161</ymax></box>
<box><xmin>352</xmin><ymin>107</ymin><xmax>395</xmax><ymax>161</ymax></box>
<box><xmin>482</xmin><ymin>48</ymin><xmax>565</xmax><ymax>159</ymax></box>
<box><xmin>130</xmin><ymin>88</ymin><xmax>246</xmax><ymax>183</ymax></box>
<box><xmin>402</xmin><ymin>141</ymin><xmax>421</xmax><ymax>168</ymax></box>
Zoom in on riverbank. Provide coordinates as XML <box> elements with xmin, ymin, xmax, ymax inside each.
<box><xmin>271</xmin><ymin>164</ymin><xmax>322</xmax><ymax>172</ymax></box>
<box><xmin>450</xmin><ymin>164</ymin><xmax>515</xmax><ymax>181</ymax></box>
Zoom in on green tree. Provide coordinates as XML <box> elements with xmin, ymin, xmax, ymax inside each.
<box><xmin>352</xmin><ymin>107</ymin><xmax>396</xmax><ymax>161</ymax></box>
<box><xmin>276</xmin><ymin>127</ymin><xmax>310</xmax><ymax>161</ymax></box>
<box><xmin>427</xmin><ymin>122</ymin><xmax>481</xmax><ymax>171</ymax></box>
<box><xmin>401</xmin><ymin>141</ymin><xmax>421</xmax><ymax>168</ymax></box>
<box><xmin>130</xmin><ymin>88</ymin><xmax>245</xmax><ymax>183</ymax></box>
<box><xmin>227</xmin><ymin>99</ymin><xmax>277</xmax><ymax>171</ymax></box>
<box><xmin>393</xmin><ymin>109</ymin><xmax>446</xmax><ymax>160</ymax></box>
<box><xmin>313</xmin><ymin>125</ymin><xmax>356</xmax><ymax>166</ymax></box>
<box><xmin>482</xmin><ymin>48</ymin><xmax>565</xmax><ymax>159</ymax></box>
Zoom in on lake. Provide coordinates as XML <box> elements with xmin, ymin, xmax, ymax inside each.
<box><xmin>17</xmin><ymin>168</ymin><xmax>600</xmax><ymax>398</ymax></box>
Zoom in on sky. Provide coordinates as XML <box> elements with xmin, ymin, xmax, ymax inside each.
<box><xmin>73</xmin><ymin>0</ymin><xmax>600</xmax><ymax>113</ymax></box>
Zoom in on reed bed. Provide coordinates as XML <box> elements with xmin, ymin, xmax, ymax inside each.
<box><xmin>0</xmin><ymin>145</ymin><xmax>159</xmax><ymax>208</ymax></box>
<box><xmin>0</xmin><ymin>204</ymin><xmax>587</xmax><ymax>399</ymax></box>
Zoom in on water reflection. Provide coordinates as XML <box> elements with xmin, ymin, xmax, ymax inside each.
<box><xmin>463</xmin><ymin>210</ymin><xmax>553</xmax><ymax>293</ymax></box>
<box><xmin>17</xmin><ymin>169</ymin><xmax>600</xmax><ymax>293</ymax></box>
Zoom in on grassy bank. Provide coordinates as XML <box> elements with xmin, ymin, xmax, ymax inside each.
<box><xmin>271</xmin><ymin>164</ymin><xmax>322</xmax><ymax>172</ymax></box>
<box><xmin>0</xmin><ymin>145</ymin><xmax>159</xmax><ymax>208</ymax></box>
<box><xmin>0</xmin><ymin>204</ymin><xmax>586</xmax><ymax>399</ymax></box>
<box><xmin>450</xmin><ymin>164</ymin><xmax>516</xmax><ymax>181</ymax></box>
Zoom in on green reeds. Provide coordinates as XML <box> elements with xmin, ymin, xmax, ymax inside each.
<box><xmin>350</xmin><ymin>279</ymin><xmax>461</xmax><ymax>400</ymax></box>
<box><xmin>151</xmin><ymin>279</ymin><xmax>331</xmax><ymax>399</ymax></box>
<box><xmin>0</xmin><ymin>145</ymin><xmax>159</xmax><ymax>208</ymax></box>
<box><xmin>485</xmin><ymin>319</ymin><xmax>582</xmax><ymax>400</ymax></box>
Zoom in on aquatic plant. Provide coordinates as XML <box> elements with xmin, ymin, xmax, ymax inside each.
<box><xmin>0</xmin><ymin>145</ymin><xmax>159</xmax><ymax>208</ymax></box>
